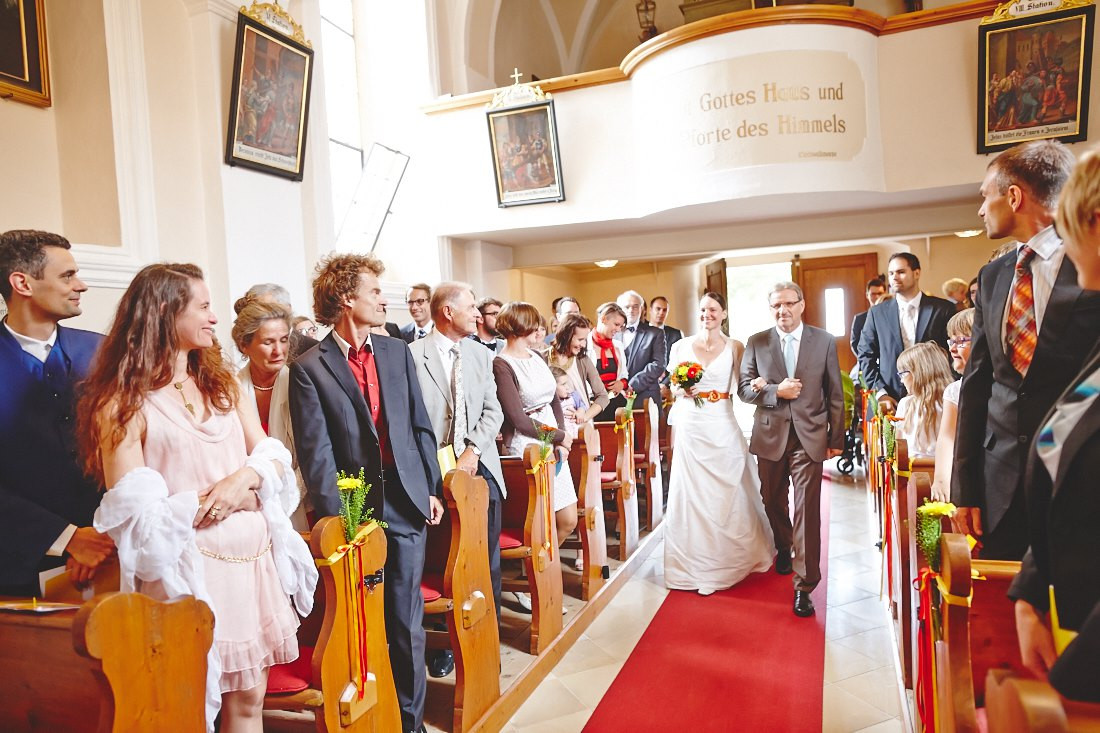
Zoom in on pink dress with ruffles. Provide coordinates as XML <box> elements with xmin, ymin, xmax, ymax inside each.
<box><xmin>141</xmin><ymin>388</ymin><xmax>300</xmax><ymax>693</ymax></box>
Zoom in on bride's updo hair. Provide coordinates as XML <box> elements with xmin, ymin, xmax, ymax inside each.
<box><xmin>700</xmin><ymin>291</ymin><xmax>726</xmax><ymax>310</ymax></box>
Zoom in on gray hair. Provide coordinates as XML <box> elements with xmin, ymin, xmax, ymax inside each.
<box><xmin>242</xmin><ymin>282</ymin><xmax>292</xmax><ymax>311</ymax></box>
<box><xmin>617</xmin><ymin>290</ymin><xmax>645</xmax><ymax>307</ymax></box>
<box><xmin>430</xmin><ymin>281</ymin><xmax>474</xmax><ymax>319</ymax></box>
<box><xmin>769</xmin><ymin>281</ymin><xmax>804</xmax><ymax>301</ymax></box>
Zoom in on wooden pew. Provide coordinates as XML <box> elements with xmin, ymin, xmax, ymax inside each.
<box><xmin>0</xmin><ymin>591</ymin><xmax>212</xmax><ymax>731</ymax></box>
<box><xmin>934</xmin><ymin>533</ymin><xmax>1025</xmax><ymax>733</ymax></box>
<box><xmin>264</xmin><ymin>516</ymin><xmax>402</xmax><ymax>732</ymax></box>
<box><xmin>566</xmin><ymin>421</ymin><xmax>609</xmax><ymax>600</ymax></box>
<box><xmin>595</xmin><ymin>408</ymin><xmax>640</xmax><ymax>561</ymax></box>
<box><xmin>499</xmin><ymin>444</ymin><xmax>564</xmax><ymax>654</ymax></box>
<box><xmin>985</xmin><ymin>669</ymin><xmax>1100</xmax><ymax>732</ymax></box>
<box><xmin>632</xmin><ymin>398</ymin><xmax>665</xmax><ymax>531</ymax></box>
<box><xmin>422</xmin><ymin>469</ymin><xmax>501</xmax><ymax>732</ymax></box>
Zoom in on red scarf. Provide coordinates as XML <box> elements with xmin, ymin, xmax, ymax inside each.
<box><xmin>591</xmin><ymin>332</ymin><xmax>619</xmax><ymax>386</ymax></box>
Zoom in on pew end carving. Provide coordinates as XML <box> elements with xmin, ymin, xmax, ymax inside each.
<box><xmin>985</xmin><ymin>669</ymin><xmax>1100</xmax><ymax>732</ymax></box>
<box><xmin>594</xmin><ymin>408</ymin><xmax>640</xmax><ymax>561</ymax></box>
<box><xmin>567</xmin><ymin>421</ymin><xmax>609</xmax><ymax>600</ymax></box>
<box><xmin>633</xmin><ymin>398</ymin><xmax>664</xmax><ymax>532</ymax></box>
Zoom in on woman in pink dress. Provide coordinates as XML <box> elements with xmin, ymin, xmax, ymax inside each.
<box><xmin>77</xmin><ymin>264</ymin><xmax>316</xmax><ymax>732</ymax></box>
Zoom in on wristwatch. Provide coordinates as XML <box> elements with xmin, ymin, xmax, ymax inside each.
<box><xmin>465</xmin><ymin>441</ymin><xmax>481</xmax><ymax>456</ymax></box>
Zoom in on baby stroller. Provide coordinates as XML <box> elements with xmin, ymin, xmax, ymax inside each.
<box><xmin>835</xmin><ymin>371</ymin><xmax>863</xmax><ymax>475</ymax></box>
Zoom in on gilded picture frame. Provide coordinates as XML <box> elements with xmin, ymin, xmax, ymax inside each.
<box><xmin>225</xmin><ymin>7</ymin><xmax>314</xmax><ymax>181</ymax></box>
<box><xmin>486</xmin><ymin>99</ymin><xmax>566</xmax><ymax>207</ymax></box>
<box><xmin>0</xmin><ymin>0</ymin><xmax>51</xmax><ymax>107</ymax></box>
<box><xmin>978</xmin><ymin>0</ymin><xmax>1095</xmax><ymax>153</ymax></box>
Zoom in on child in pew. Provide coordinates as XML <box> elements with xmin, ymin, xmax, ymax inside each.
<box><xmin>895</xmin><ymin>342</ymin><xmax>955</xmax><ymax>460</ymax></box>
<box><xmin>551</xmin><ymin>365</ymin><xmax>585</xmax><ymax>439</ymax></box>
<box><xmin>931</xmin><ymin>308</ymin><xmax>974</xmax><ymax>501</ymax></box>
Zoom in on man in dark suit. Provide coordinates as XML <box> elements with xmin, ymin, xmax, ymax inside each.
<box><xmin>739</xmin><ymin>281</ymin><xmax>845</xmax><ymax>617</ymax></box>
<box><xmin>0</xmin><ymin>230</ymin><xmax>112</xmax><ymax>596</ymax></box>
<box><xmin>648</xmin><ymin>295</ymin><xmax>683</xmax><ymax>366</ymax></box>
<box><xmin>290</xmin><ymin>254</ymin><xmax>443</xmax><ymax>733</ymax></box>
<box><xmin>616</xmin><ymin>290</ymin><xmax>667</xmax><ymax>408</ymax></box>
<box><xmin>849</xmin><ymin>277</ymin><xmax>886</xmax><ymax>358</ymax></box>
<box><xmin>400</xmin><ymin>282</ymin><xmax>433</xmax><ymax>342</ymax></box>
<box><xmin>952</xmin><ymin>140</ymin><xmax>1100</xmax><ymax>561</ymax></box>
<box><xmin>857</xmin><ymin>253</ymin><xmax>955</xmax><ymax>401</ymax></box>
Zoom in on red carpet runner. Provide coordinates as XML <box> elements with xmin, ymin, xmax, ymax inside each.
<box><xmin>583</xmin><ymin>480</ymin><xmax>831</xmax><ymax>732</ymax></box>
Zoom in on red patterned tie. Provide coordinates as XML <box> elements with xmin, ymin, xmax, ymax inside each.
<box><xmin>1005</xmin><ymin>245</ymin><xmax>1037</xmax><ymax>374</ymax></box>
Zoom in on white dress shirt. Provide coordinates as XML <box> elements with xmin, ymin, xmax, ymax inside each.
<box><xmin>4</xmin><ymin>320</ymin><xmax>75</xmax><ymax>556</ymax></box>
<box><xmin>894</xmin><ymin>291</ymin><xmax>922</xmax><ymax>350</ymax></box>
<box><xmin>775</xmin><ymin>322</ymin><xmax>805</xmax><ymax>371</ymax></box>
<box><xmin>430</xmin><ymin>329</ymin><xmax>460</xmax><ymax>386</ymax></box>
<box><xmin>1000</xmin><ymin>226</ymin><xmax>1064</xmax><ymax>346</ymax></box>
<box><xmin>330</xmin><ymin>329</ymin><xmax>373</xmax><ymax>359</ymax></box>
<box><xmin>621</xmin><ymin>320</ymin><xmax>640</xmax><ymax>349</ymax></box>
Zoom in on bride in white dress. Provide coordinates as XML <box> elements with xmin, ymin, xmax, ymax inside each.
<box><xmin>664</xmin><ymin>292</ymin><xmax>776</xmax><ymax>594</ymax></box>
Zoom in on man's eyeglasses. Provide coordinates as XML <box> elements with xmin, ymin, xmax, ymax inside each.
<box><xmin>769</xmin><ymin>299</ymin><xmax>803</xmax><ymax>311</ymax></box>
<box><xmin>406</xmin><ymin>298</ymin><xmax>428</xmax><ymax>307</ymax></box>
<box><xmin>948</xmin><ymin>337</ymin><xmax>972</xmax><ymax>348</ymax></box>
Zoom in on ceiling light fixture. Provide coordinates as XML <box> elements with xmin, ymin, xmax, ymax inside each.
<box><xmin>636</xmin><ymin>0</ymin><xmax>657</xmax><ymax>42</ymax></box>
<box><xmin>595</xmin><ymin>259</ymin><xmax>618</xmax><ymax>268</ymax></box>
<box><xmin>955</xmin><ymin>230</ymin><xmax>983</xmax><ymax>238</ymax></box>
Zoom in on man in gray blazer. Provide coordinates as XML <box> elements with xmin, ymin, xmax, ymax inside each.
<box><xmin>739</xmin><ymin>281</ymin><xmax>845</xmax><ymax>618</ymax></box>
<box><xmin>409</xmin><ymin>283</ymin><xmax>505</xmax><ymax>641</ymax></box>
<box><xmin>616</xmin><ymin>290</ymin><xmax>667</xmax><ymax>407</ymax></box>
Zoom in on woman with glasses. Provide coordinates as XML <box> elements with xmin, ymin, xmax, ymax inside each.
<box><xmin>292</xmin><ymin>315</ymin><xmax>317</xmax><ymax>338</ymax></box>
<box><xmin>894</xmin><ymin>342</ymin><xmax>954</xmax><ymax>460</ymax></box>
<box><xmin>930</xmin><ymin>309</ymin><xmax>974</xmax><ymax>500</ymax></box>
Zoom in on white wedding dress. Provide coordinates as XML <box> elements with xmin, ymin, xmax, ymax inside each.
<box><xmin>664</xmin><ymin>337</ymin><xmax>776</xmax><ymax>594</ymax></box>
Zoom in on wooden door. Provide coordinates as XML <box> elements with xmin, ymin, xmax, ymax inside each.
<box><xmin>793</xmin><ymin>252</ymin><xmax>879</xmax><ymax>371</ymax></box>
<box><xmin>705</xmin><ymin>258</ymin><xmax>728</xmax><ymax>333</ymax></box>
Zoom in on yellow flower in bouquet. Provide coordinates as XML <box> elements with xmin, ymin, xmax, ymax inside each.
<box><xmin>670</xmin><ymin>361</ymin><xmax>706</xmax><ymax>407</ymax></box>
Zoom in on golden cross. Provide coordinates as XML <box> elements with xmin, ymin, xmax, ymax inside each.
<box><xmin>510</xmin><ymin>68</ymin><xmax>523</xmax><ymax>85</ymax></box>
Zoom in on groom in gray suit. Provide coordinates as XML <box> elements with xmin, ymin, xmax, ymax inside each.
<box><xmin>739</xmin><ymin>282</ymin><xmax>844</xmax><ymax>617</ymax></box>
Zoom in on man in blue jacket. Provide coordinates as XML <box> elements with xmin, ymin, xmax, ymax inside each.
<box><xmin>0</xmin><ymin>230</ymin><xmax>112</xmax><ymax>596</ymax></box>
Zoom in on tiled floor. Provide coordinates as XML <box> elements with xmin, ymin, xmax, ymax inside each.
<box><xmin>504</xmin><ymin>465</ymin><xmax>908</xmax><ymax>733</ymax></box>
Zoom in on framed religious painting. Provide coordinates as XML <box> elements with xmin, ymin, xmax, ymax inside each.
<box><xmin>486</xmin><ymin>78</ymin><xmax>565</xmax><ymax>207</ymax></box>
<box><xmin>225</xmin><ymin>3</ymin><xmax>314</xmax><ymax>181</ymax></box>
<box><xmin>0</xmin><ymin>0</ymin><xmax>51</xmax><ymax>107</ymax></box>
<box><xmin>977</xmin><ymin>0</ymin><xmax>1095</xmax><ymax>153</ymax></box>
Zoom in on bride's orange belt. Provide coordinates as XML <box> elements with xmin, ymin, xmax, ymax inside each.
<box><xmin>683</xmin><ymin>391</ymin><xmax>731</xmax><ymax>401</ymax></box>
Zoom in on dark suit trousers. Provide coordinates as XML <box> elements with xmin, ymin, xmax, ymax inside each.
<box><xmin>978</xmin><ymin>488</ymin><xmax>1029</xmax><ymax>561</ymax></box>
<box><xmin>757</xmin><ymin>426</ymin><xmax>823</xmax><ymax>592</ymax></box>
<box><xmin>477</xmin><ymin>462</ymin><xmax>503</xmax><ymax>621</ymax></box>
<box><xmin>378</xmin><ymin>469</ymin><xmax>428</xmax><ymax>731</ymax></box>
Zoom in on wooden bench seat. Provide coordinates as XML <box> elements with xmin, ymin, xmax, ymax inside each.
<box><xmin>566</xmin><ymin>421</ymin><xmax>609</xmax><ymax>600</ymax></box>
<box><xmin>499</xmin><ymin>444</ymin><xmax>564</xmax><ymax>654</ymax></box>
<box><xmin>263</xmin><ymin>516</ymin><xmax>402</xmax><ymax>732</ymax></box>
<box><xmin>986</xmin><ymin>669</ymin><xmax>1100</xmax><ymax>732</ymax></box>
<box><xmin>632</xmin><ymin>398</ymin><xmax>664</xmax><ymax>531</ymax></box>
<box><xmin>595</xmin><ymin>408</ymin><xmax>640</xmax><ymax>561</ymax></box>
<box><xmin>933</xmin><ymin>533</ymin><xmax>1025</xmax><ymax>732</ymax></box>
<box><xmin>0</xmin><ymin>591</ymin><xmax>212</xmax><ymax>731</ymax></box>
<box><xmin>422</xmin><ymin>469</ymin><xmax>501</xmax><ymax>732</ymax></box>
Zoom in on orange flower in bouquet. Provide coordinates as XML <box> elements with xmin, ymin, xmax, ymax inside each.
<box><xmin>671</xmin><ymin>361</ymin><xmax>706</xmax><ymax>407</ymax></box>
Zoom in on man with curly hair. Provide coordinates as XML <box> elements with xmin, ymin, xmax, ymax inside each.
<box><xmin>289</xmin><ymin>252</ymin><xmax>443</xmax><ymax>733</ymax></box>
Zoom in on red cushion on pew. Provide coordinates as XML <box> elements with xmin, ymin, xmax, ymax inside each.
<box><xmin>500</xmin><ymin>528</ymin><xmax>523</xmax><ymax>549</ymax></box>
<box><xmin>267</xmin><ymin>645</ymin><xmax>314</xmax><ymax>694</ymax></box>
<box><xmin>421</xmin><ymin>576</ymin><xmax>443</xmax><ymax>602</ymax></box>
<box><xmin>600</xmin><ymin>471</ymin><xmax>618</xmax><ymax>482</ymax></box>
<box><xmin>976</xmin><ymin>707</ymin><xmax>988</xmax><ymax>733</ymax></box>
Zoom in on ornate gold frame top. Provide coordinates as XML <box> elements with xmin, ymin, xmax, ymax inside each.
<box><xmin>239</xmin><ymin>1</ymin><xmax>311</xmax><ymax>47</ymax></box>
<box><xmin>423</xmin><ymin>0</ymin><xmax>1001</xmax><ymax>114</ymax></box>
<box><xmin>981</xmin><ymin>0</ymin><xmax>1093</xmax><ymax>24</ymax></box>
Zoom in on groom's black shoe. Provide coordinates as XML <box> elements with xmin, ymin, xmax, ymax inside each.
<box><xmin>775</xmin><ymin>550</ymin><xmax>793</xmax><ymax>575</ymax></box>
<box><xmin>793</xmin><ymin>590</ymin><xmax>815</xmax><ymax>617</ymax></box>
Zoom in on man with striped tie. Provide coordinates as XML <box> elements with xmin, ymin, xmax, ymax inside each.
<box><xmin>952</xmin><ymin>140</ymin><xmax>1100</xmax><ymax>560</ymax></box>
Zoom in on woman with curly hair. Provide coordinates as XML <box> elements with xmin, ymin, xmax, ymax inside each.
<box><xmin>894</xmin><ymin>342</ymin><xmax>954</xmax><ymax>459</ymax></box>
<box><xmin>76</xmin><ymin>263</ymin><xmax>316</xmax><ymax>732</ymax></box>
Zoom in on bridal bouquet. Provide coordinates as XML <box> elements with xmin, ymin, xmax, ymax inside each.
<box><xmin>671</xmin><ymin>361</ymin><xmax>705</xmax><ymax>407</ymax></box>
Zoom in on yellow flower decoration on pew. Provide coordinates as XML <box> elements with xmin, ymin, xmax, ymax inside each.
<box><xmin>916</xmin><ymin>501</ymin><xmax>956</xmax><ymax>518</ymax></box>
<box><xmin>337</xmin><ymin>476</ymin><xmax>362</xmax><ymax>491</ymax></box>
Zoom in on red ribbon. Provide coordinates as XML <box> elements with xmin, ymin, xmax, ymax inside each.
<box><xmin>914</xmin><ymin>568</ymin><xmax>939</xmax><ymax>733</ymax></box>
<box><xmin>882</xmin><ymin>464</ymin><xmax>894</xmax><ymax>603</ymax></box>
